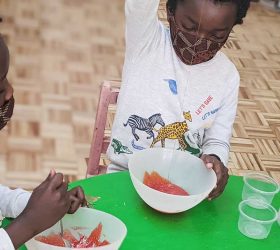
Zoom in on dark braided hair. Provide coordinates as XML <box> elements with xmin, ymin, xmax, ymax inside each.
<box><xmin>166</xmin><ymin>0</ymin><xmax>250</xmax><ymax>25</ymax></box>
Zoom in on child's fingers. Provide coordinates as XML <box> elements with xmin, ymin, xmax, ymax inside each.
<box><xmin>201</xmin><ymin>154</ymin><xmax>215</xmax><ymax>168</ymax></box>
<box><xmin>208</xmin><ymin>165</ymin><xmax>229</xmax><ymax>201</ymax></box>
<box><xmin>48</xmin><ymin>173</ymin><xmax>64</xmax><ymax>190</ymax></box>
<box><xmin>42</xmin><ymin>170</ymin><xmax>55</xmax><ymax>184</ymax></box>
<box><xmin>50</xmin><ymin>169</ymin><xmax>56</xmax><ymax>177</ymax></box>
<box><xmin>57</xmin><ymin>181</ymin><xmax>68</xmax><ymax>196</ymax></box>
<box><xmin>68</xmin><ymin>196</ymin><xmax>82</xmax><ymax>214</ymax></box>
<box><xmin>209</xmin><ymin>182</ymin><xmax>227</xmax><ymax>200</ymax></box>
<box><xmin>206</xmin><ymin>162</ymin><xmax>213</xmax><ymax>168</ymax></box>
<box><xmin>69</xmin><ymin>186</ymin><xmax>85</xmax><ymax>201</ymax></box>
<box><xmin>208</xmin><ymin>182</ymin><xmax>223</xmax><ymax>200</ymax></box>
<box><xmin>208</xmin><ymin>190</ymin><xmax>220</xmax><ymax>200</ymax></box>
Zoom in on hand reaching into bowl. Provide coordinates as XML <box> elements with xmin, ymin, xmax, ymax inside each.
<box><xmin>68</xmin><ymin>184</ymin><xmax>87</xmax><ymax>214</ymax></box>
<box><xmin>201</xmin><ymin>154</ymin><xmax>229</xmax><ymax>200</ymax></box>
<box><xmin>5</xmin><ymin>170</ymin><xmax>85</xmax><ymax>248</ymax></box>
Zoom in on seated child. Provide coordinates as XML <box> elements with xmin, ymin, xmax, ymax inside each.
<box><xmin>107</xmin><ymin>0</ymin><xmax>250</xmax><ymax>200</ymax></box>
<box><xmin>0</xmin><ymin>25</ymin><xmax>85</xmax><ymax>249</ymax></box>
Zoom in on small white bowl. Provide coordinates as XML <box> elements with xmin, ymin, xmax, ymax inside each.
<box><xmin>128</xmin><ymin>148</ymin><xmax>217</xmax><ymax>213</ymax></box>
<box><xmin>25</xmin><ymin>207</ymin><xmax>127</xmax><ymax>250</ymax></box>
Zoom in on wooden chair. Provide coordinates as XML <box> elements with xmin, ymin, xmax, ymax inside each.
<box><xmin>86</xmin><ymin>80</ymin><xmax>120</xmax><ymax>177</ymax></box>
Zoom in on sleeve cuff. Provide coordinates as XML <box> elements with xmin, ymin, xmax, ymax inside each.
<box><xmin>0</xmin><ymin>228</ymin><xmax>15</xmax><ymax>250</ymax></box>
<box><xmin>202</xmin><ymin>144</ymin><xmax>229</xmax><ymax>166</ymax></box>
<box><xmin>13</xmin><ymin>190</ymin><xmax>31</xmax><ymax>218</ymax></box>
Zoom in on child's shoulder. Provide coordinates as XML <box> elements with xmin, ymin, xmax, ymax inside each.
<box><xmin>216</xmin><ymin>51</ymin><xmax>240</xmax><ymax>79</ymax></box>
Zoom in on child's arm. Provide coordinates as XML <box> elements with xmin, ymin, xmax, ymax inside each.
<box><xmin>202</xmin><ymin>73</ymin><xmax>240</xmax><ymax>166</ymax></box>
<box><xmin>0</xmin><ymin>186</ymin><xmax>31</xmax><ymax>219</ymax></box>
<box><xmin>200</xmin><ymin>72</ymin><xmax>239</xmax><ymax>199</ymax></box>
<box><xmin>125</xmin><ymin>0</ymin><xmax>161</xmax><ymax>60</ymax></box>
<box><xmin>0</xmin><ymin>187</ymin><xmax>30</xmax><ymax>249</ymax></box>
<box><xmin>2</xmin><ymin>172</ymin><xmax>85</xmax><ymax>249</ymax></box>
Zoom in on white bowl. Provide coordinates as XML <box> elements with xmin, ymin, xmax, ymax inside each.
<box><xmin>25</xmin><ymin>207</ymin><xmax>127</xmax><ymax>250</ymax></box>
<box><xmin>128</xmin><ymin>148</ymin><xmax>217</xmax><ymax>213</ymax></box>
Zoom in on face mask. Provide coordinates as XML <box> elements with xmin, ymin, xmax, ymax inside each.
<box><xmin>0</xmin><ymin>96</ymin><xmax>14</xmax><ymax>130</ymax></box>
<box><xmin>168</xmin><ymin>12</ymin><xmax>227</xmax><ymax>65</ymax></box>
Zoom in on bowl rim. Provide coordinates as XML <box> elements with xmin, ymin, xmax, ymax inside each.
<box><xmin>31</xmin><ymin>207</ymin><xmax>127</xmax><ymax>249</ymax></box>
<box><xmin>129</xmin><ymin>148</ymin><xmax>205</xmax><ymax>164</ymax></box>
<box><xmin>238</xmin><ymin>199</ymin><xmax>278</xmax><ymax>224</ymax></box>
<box><xmin>243</xmin><ymin>173</ymin><xmax>280</xmax><ymax>194</ymax></box>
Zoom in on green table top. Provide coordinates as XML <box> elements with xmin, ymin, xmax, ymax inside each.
<box><xmin>3</xmin><ymin>171</ymin><xmax>280</xmax><ymax>250</ymax></box>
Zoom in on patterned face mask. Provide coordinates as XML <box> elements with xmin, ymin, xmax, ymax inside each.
<box><xmin>168</xmin><ymin>12</ymin><xmax>227</xmax><ymax>65</ymax></box>
<box><xmin>0</xmin><ymin>96</ymin><xmax>14</xmax><ymax>130</ymax></box>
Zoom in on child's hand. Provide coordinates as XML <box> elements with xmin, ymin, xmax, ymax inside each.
<box><xmin>200</xmin><ymin>154</ymin><xmax>229</xmax><ymax>200</ymax></box>
<box><xmin>19</xmin><ymin>171</ymin><xmax>70</xmax><ymax>234</ymax></box>
<box><xmin>5</xmin><ymin>170</ymin><xmax>85</xmax><ymax>248</ymax></box>
<box><xmin>68</xmin><ymin>186</ymin><xmax>86</xmax><ymax>214</ymax></box>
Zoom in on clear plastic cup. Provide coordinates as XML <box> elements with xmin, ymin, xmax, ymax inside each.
<box><xmin>238</xmin><ymin>199</ymin><xmax>278</xmax><ymax>239</ymax></box>
<box><xmin>242</xmin><ymin>173</ymin><xmax>279</xmax><ymax>205</ymax></box>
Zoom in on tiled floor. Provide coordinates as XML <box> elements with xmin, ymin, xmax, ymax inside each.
<box><xmin>0</xmin><ymin>1</ymin><xmax>280</xmax><ymax>189</ymax></box>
